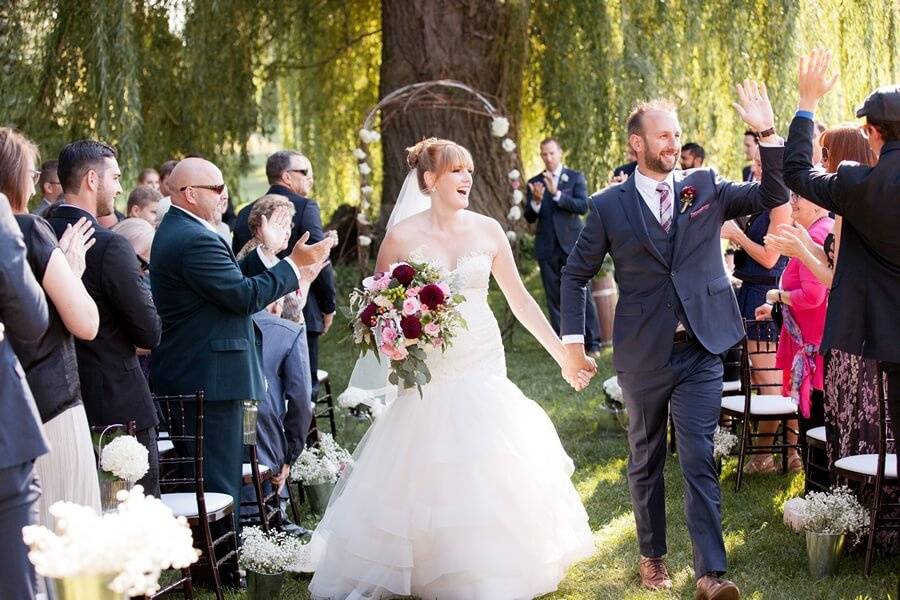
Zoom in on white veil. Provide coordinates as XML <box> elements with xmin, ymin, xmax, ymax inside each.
<box><xmin>337</xmin><ymin>170</ymin><xmax>431</xmax><ymax>413</ymax></box>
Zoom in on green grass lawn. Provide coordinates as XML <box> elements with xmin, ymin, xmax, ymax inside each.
<box><xmin>201</xmin><ymin>263</ymin><xmax>897</xmax><ymax>600</ymax></box>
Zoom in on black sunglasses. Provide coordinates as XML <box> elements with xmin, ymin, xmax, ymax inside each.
<box><xmin>179</xmin><ymin>183</ymin><xmax>226</xmax><ymax>194</ymax></box>
<box><xmin>286</xmin><ymin>168</ymin><xmax>309</xmax><ymax>176</ymax></box>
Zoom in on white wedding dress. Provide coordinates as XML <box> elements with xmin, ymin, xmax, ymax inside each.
<box><xmin>299</xmin><ymin>248</ymin><xmax>595</xmax><ymax>600</ymax></box>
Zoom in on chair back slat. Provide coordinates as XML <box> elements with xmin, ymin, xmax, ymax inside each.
<box><xmin>153</xmin><ymin>391</ymin><xmax>205</xmax><ymax>495</ymax></box>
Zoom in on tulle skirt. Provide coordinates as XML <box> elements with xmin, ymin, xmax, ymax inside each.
<box><xmin>300</xmin><ymin>371</ymin><xmax>595</xmax><ymax>600</ymax></box>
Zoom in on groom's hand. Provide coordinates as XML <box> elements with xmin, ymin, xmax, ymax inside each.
<box><xmin>797</xmin><ymin>48</ymin><xmax>838</xmax><ymax>112</ymax></box>
<box><xmin>561</xmin><ymin>344</ymin><xmax>597</xmax><ymax>391</ymax></box>
<box><xmin>732</xmin><ymin>78</ymin><xmax>776</xmax><ymax>140</ymax></box>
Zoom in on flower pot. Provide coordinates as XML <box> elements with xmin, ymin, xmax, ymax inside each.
<box><xmin>246</xmin><ymin>570</ymin><xmax>285</xmax><ymax>599</ymax></box>
<box><xmin>52</xmin><ymin>574</ymin><xmax>125</xmax><ymax>600</ymax></box>
<box><xmin>99</xmin><ymin>477</ymin><xmax>128</xmax><ymax>512</ymax></box>
<box><xmin>591</xmin><ymin>273</ymin><xmax>617</xmax><ymax>346</ymax></box>
<box><xmin>243</xmin><ymin>400</ymin><xmax>259</xmax><ymax>445</ymax></box>
<box><xmin>806</xmin><ymin>531</ymin><xmax>845</xmax><ymax>579</ymax></box>
<box><xmin>304</xmin><ymin>481</ymin><xmax>336</xmax><ymax>514</ymax></box>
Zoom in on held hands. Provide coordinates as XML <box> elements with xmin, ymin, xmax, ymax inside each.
<box><xmin>290</xmin><ymin>230</ymin><xmax>336</xmax><ymax>268</ymax></box>
<box><xmin>798</xmin><ymin>48</ymin><xmax>838</xmax><ymax>112</ymax></box>
<box><xmin>58</xmin><ymin>217</ymin><xmax>96</xmax><ymax>277</ymax></box>
<box><xmin>258</xmin><ymin>206</ymin><xmax>292</xmax><ymax>255</ymax></box>
<box><xmin>732</xmin><ymin>79</ymin><xmax>775</xmax><ymax>134</ymax></box>
<box><xmin>561</xmin><ymin>345</ymin><xmax>597</xmax><ymax>391</ymax></box>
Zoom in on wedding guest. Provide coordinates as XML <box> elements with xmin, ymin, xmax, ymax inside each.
<box><xmin>154</xmin><ymin>159</ymin><xmax>179</xmax><ymax>222</ymax></box>
<box><xmin>111</xmin><ymin>217</ymin><xmax>155</xmax><ymax>382</ymax></box>
<box><xmin>811</xmin><ymin>120</ymin><xmax>828</xmax><ymax>166</ymax></box>
<box><xmin>613</xmin><ymin>147</ymin><xmax>638</xmax><ymax>179</ymax></box>
<box><xmin>755</xmin><ymin>193</ymin><xmax>832</xmax><ymax>472</ymax></box>
<box><xmin>234</xmin><ymin>151</ymin><xmax>336</xmax><ymax>404</ymax></box>
<box><xmin>126</xmin><ymin>184</ymin><xmax>162</xmax><ymax>226</ymax></box>
<box><xmin>138</xmin><ymin>167</ymin><xmax>160</xmax><ymax>190</ymax></box>
<box><xmin>680</xmin><ymin>142</ymin><xmax>705</xmax><ymax>169</ymax></box>
<box><xmin>213</xmin><ymin>184</ymin><xmax>232</xmax><ymax>242</ymax></box>
<box><xmin>0</xmin><ymin>128</ymin><xmax>102</xmax><ymax>528</ymax></box>
<box><xmin>741</xmin><ymin>130</ymin><xmax>758</xmax><ymax>181</ymax></box>
<box><xmin>769</xmin><ymin>123</ymin><xmax>897</xmax><ymax>548</ymax></box>
<box><xmin>150</xmin><ymin>157</ymin><xmax>333</xmax><ymax>526</ymax></box>
<box><xmin>30</xmin><ymin>159</ymin><xmax>63</xmax><ymax>217</ymax></box>
<box><xmin>0</xmin><ymin>192</ymin><xmax>50</xmax><ymax>600</ymax></box>
<box><xmin>45</xmin><ymin>140</ymin><xmax>162</xmax><ymax>497</ymax></box>
<box><xmin>524</xmin><ymin>138</ymin><xmax>602</xmax><ymax>355</ymax></box>
<box><xmin>783</xmin><ymin>50</ymin><xmax>900</xmax><ymax>475</ymax></box>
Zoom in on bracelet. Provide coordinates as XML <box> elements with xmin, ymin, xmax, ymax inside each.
<box><xmin>757</xmin><ymin>126</ymin><xmax>776</xmax><ymax>138</ymax></box>
<box><xmin>778</xmin><ymin>290</ymin><xmax>783</xmax><ymax>303</ymax></box>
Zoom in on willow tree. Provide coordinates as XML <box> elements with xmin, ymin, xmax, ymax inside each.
<box><xmin>376</xmin><ymin>0</ymin><xmax>530</xmax><ymax>226</ymax></box>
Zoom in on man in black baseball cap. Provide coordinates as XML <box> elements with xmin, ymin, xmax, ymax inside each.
<box><xmin>782</xmin><ymin>50</ymin><xmax>900</xmax><ymax>537</ymax></box>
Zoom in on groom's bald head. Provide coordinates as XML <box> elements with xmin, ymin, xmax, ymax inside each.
<box><xmin>627</xmin><ymin>100</ymin><xmax>681</xmax><ymax>175</ymax></box>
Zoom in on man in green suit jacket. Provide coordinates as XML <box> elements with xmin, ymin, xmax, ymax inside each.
<box><xmin>150</xmin><ymin>158</ymin><xmax>332</xmax><ymax>527</ymax></box>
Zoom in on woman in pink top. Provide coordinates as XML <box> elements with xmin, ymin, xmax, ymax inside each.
<box><xmin>755</xmin><ymin>192</ymin><xmax>833</xmax><ymax>471</ymax></box>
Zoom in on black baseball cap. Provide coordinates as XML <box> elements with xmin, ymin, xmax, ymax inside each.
<box><xmin>855</xmin><ymin>85</ymin><xmax>900</xmax><ymax>122</ymax></box>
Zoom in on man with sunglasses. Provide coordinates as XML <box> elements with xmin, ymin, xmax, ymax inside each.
<box><xmin>233</xmin><ymin>150</ymin><xmax>337</xmax><ymax>411</ymax></box>
<box><xmin>783</xmin><ymin>49</ymin><xmax>900</xmax><ymax>463</ymax></box>
<box><xmin>150</xmin><ymin>157</ymin><xmax>334</xmax><ymax>537</ymax></box>
<box><xmin>45</xmin><ymin>140</ymin><xmax>163</xmax><ymax>496</ymax></box>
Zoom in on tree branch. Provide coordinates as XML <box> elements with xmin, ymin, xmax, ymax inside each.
<box><xmin>267</xmin><ymin>28</ymin><xmax>381</xmax><ymax>71</ymax></box>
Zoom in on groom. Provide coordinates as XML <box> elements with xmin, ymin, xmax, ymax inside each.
<box><xmin>560</xmin><ymin>82</ymin><xmax>789</xmax><ymax>599</ymax></box>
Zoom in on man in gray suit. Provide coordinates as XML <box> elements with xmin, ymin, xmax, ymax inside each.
<box><xmin>560</xmin><ymin>82</ymin><xmax>789</xmax><ymax>599</ymax></box>
<box><xmin>0</xmin><ymin>193</ymin><xmax>50</xmax><ymax>600</ymax></box>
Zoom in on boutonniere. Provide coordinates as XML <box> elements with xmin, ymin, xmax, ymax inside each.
<box><xmin>560</xmin><ymin>173</ymin><xmax>569</xmax><ymax>183</ymax></box>
<box><xmin>679</xmin><ymin>185</ymin><xmax>697</xmax><ymax>214</ymax></box>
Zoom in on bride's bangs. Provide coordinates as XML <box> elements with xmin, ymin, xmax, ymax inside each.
<box><xmin>438</xmin><ymin>144</ymin><xmax>474</xmax><ymax>175</ymax></box>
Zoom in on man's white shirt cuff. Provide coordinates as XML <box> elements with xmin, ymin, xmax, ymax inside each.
<box><xmin>561</xmin><ymin>334</ymin><xmax>585</xmax><ymax>344</ymax></box>
<box><xmin>553</xmin><ymin>191</ymin><xmax>562</xmax><ymax>201</ymax></box>
<box><xmin>530</xmin><ymin>200</ymin><xmax>542</xmax><ymax>213</ymax></box>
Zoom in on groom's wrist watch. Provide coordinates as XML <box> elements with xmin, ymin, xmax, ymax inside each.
<box><xmin>756</xmin><ymin>126</ymin><xmax>776</xmax><ymax>138</ymax></box>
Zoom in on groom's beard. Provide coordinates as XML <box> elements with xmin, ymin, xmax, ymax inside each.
<box><xmin>645</xmin><ymin>150</ymin><xmax>678</xmax><ymax>174</ymax></box>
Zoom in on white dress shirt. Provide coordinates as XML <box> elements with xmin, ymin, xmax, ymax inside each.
<box><xmin>529</xmin><ymin>165</ymin><xmax>564</xmax><ymax>213</ymax></box>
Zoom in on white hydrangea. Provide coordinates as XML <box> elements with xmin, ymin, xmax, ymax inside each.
<box><xmin>358</xmin><ymin>162</ymin><xmax>372</xmax><ymax>175</ymax></box>
<box><xmin>507</xmin><ymin>205</ymin><xmax>522</xmax><ymax>221</ymax></box>
<box><xmin>511</xmin><ymin>189</ymin><xmax>524</xmax><ymax>205</ymax></box>
<box><xmin>359</xmin><ymin>128</ymin><xmax>381</xmax><ymax>144</ymax></box>
<box><xmin>507</xmin><ymin>169</ymin><xmax>520</xmax><ymax>181</ymax></box>
<box><xmin>501</xmin><ymin>138</ymin><xmax>516</xmax><ymax>152</ymax></box>
<box><xmin>356</xmin><ymin>213</ymin><xmax>370</xmax><ymax>225</ymax></box>
<box><xmin>239</xmin><ymin>526</ymin><xmax>304</xmax><ymax>575</ymax></box>
<box><xmin>490</xmin><ymin>116</ymin><xmax>510</xmax><ymax>137</ymax></box>
<box><xmin>505</xmin><ymin>230</ymin><xmax>517</xmax><ymax>243</ymax></box>
<box><xmin>361</xmin><ymin>185</ymin><xmax>374</xmax><ymax>196</ymax></box>
<box><xmin>603</xmin><ymin>376</ymin><xmax>623</xmax><ymax>403</ymax></box>
<box><xmin>21</xmin><ymin>486</ymin><xmax>200</xmax><ymax>597</ymax></box>
<box><xmin>357</xmin><ymin>235</ymin><xmax>372</xmax><ymax>247</ymax></box>
<box><xmin>100</xmin><ymin>436</ymin><xmax>149</xmax><ymax>483</ymax></box>
<box><xmin>353</xmin><ymin>148</ymin><xmax>367</xmax><ymax>160</ymax></box>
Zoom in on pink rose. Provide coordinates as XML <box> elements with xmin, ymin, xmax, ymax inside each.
<box><xmin>374</xmin><ymin>275</ymin><xmax>391</xmax><ymax>291</ymax></box>
<box><xmin>424</xmin><ymin>322</ymin><xmax>441</xmax><ymax>336</ymax></box>
<box><xmin>381</xmin><ymin>324</ymin><xmax>397</xmax><ymax>345</ymax></box>
<box><xmin>402</xmin><ymin>297</ymin><xmax>421</xmax><ymax>316</ymax></box>
<box><xmin>384</xmin><ymin>345</ymin><xmax>408</xmax><ymax>361</ymax></box>
<box><xmin>431</xmin><ymin>337</ymin><xmax>443</xmax><ymax>349</ymax></box>
<box><xmin>438</xmin><ymin>282</ymin><xmax>451</xmax><ymax>296</ymax></box>
<box><xmin>405</xmin><ymin>286</ymin><xmax>421</xmax><ymax>298</ymax></box>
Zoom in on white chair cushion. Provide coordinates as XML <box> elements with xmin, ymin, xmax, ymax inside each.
<box><xmin>162</xmin><ymin>492</ymin><xmax>233</xmax><ymax>517</ymax></box>
<box><xmin>157</xmin><ymin>439</ymin><xmax>175</xmax><ymax>454</ymax></box>
<box><xmin>721</xmin><ymin>394</ymin><xmax>797</xmax><ymax>416</ymax></box>
<box><xmin>242</xmin><ymin>463</ymin><xmax>271</xmax><ymax>478</ymax></box>
<box><xmin>834</xmin><ymin>454</ymin><xmax>897</xmax><ymax>479</ymax></box>
<box><xmin>806</xmin><ymin>426</ymin><xmax>827</xmax><ymax>443</ymax></box>
<box><xmin>317</xmin><ymin>369</ymin><xmax>329</xmax><ymax>383</ymax></box>
<box><xmin>722</xmin><ymin>380</ymin><xmax>741</xmax><ymax>393</ymax></box>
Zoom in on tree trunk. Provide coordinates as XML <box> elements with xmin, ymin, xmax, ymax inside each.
<box><xmin>378</xmin><ymin>0</ymin><xmax>530</xmax><ymax>229</ymax></box>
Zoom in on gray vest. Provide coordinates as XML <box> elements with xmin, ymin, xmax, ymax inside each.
<box><xmin>638</xmin><ymin>198</ymin><xmax>695</xmax><ymax>338</ymax></box>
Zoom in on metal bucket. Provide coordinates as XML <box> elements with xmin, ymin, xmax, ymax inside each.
<box><xmin>243</xmin><ymin>400</ymin><xmax>259</xmax><ymax>445</ymax></box>
<box><xmin>52</xmin><ymin>574</ymin><xmax>125</xmax><ymax>600</ymax></box>
<box><xmin>99</xmin><ymin>477</ymin><xmax>128</xmax><ymax>512</ymax></box>
<box><xmin>806</xmin><ymin>531</ymin><xmax>845</xmax><ymax>579</ymax></box>
<box><xmin>304</xmin><ymin>481</ymin><xmax>336</xmax><ymax>514</ymax></box>
<box><xmin>246</xmin><ymin>570</ymin><xmax>285</xmax><ymax>599</ymax></box>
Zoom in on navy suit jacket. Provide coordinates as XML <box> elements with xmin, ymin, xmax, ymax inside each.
<box><xmin>784</xmin><ymin>116</ymin><xmax>900</xmax><ymax>362</ymax></box>
<box><xmin>232</xmin><ymin>185</ymin><xmax>336</xmax><ymax>334</ymax></box>
<box><xmin>150</xmin><ymin>207</ymin><xmax>299</xmax><ymax>402</ymax></box>
<box><xmin>46</xmin><ymin>205</ymin><xmax>161</xmax><ymax>430</ymax></box>
<box><xmin>0</xmin><ymin>194</ymin><xmax>50</xmax><ymax>468</ymax></box>
<box><xmin>561</xmin><ymin>146</ymin><xmax>789</xmax><ymax>372</ymax></box>
<box><xmin>524</xmin><ymin>167</ymin><xmax>589</xmax><ymax>260</ymax></box>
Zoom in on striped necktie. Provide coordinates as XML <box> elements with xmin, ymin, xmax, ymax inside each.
<box><xmin>657</xmin><ymin>182</ymin><xmax>672</xmax><ymax>233</ymax></box>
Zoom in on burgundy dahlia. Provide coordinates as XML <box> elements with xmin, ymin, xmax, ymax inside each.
<box><xmin>400</xmin><ymin>315</ymin><xmax>423</xmax><ymax>339</ymax></box>
<box><xmin>392</xmin><ymin>264</ymin><xmax>416</xmax><ymax>286</ymax></box>
<box><xmin>418</xmin><ymin>284</ymin><xmax>446</xmax><ymax>309</ymax></box>
<box><xmin>359</xmin><ymin>303</ymin><xmax>379</xmax><ymax>328</ymax></box>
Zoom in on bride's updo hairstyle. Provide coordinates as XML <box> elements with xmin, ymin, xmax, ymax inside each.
<box><xmin>406</xmin><ymin>138</ymin><xmax>473</xmax><ymax>194</ymax></box>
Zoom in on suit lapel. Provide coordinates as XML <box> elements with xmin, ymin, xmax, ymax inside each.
<box><xmin>620</xmin><ymin>177</ymin><xmax>668</xmax><ymax>267</ymax></box>
<box><xmin>671</xmin><ymin>171</ymin><xmax>694</xmax><ymax>266</ymax></box>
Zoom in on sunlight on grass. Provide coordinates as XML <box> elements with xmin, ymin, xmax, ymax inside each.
<box><xmin>576</xmin><ymin>457</ymin><xmax>628</xmax><ymax>499</ymax></box>
<box><xmin>771</xmin><ymin>473</ymin><xmax>806</xmax><ymax>510</ymax></box>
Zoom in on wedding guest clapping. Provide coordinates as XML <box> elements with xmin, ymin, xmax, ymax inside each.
<box><xmin>1</xmin><ymin>128</ymin><xmax>103</xmax><ymax>526</ymax></box>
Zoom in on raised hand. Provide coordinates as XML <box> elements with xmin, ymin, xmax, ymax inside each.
<box><xmin>732</xmin><ymin>78</ymin><xmax>775</xmax><ymax>134</ymax></box>
<box><xmin>57</xmin><ymin>217</ymin><xmax>96</xmax><ymax>277</ymax></box>
<box><xmin>542</xmin><ymin>172</ymin><xmax>558</xmax><ymax>197</ymax></box>
<box><xmin>258</xmin><ymin>206</ymin><xmax>292</xmax><ymax>255</ymax></box>
<box><xmin>798</xmin><ymin>48</ymin><xmax>838</xmax><ymax>111</ymax></box>
<box><xmin>290</xmin><ymin>230</ymin><xmax>335</xmax><ymax>268</ymax></box>
<box><xmin>529</xmin><ymin>181</ymin><xmax>545</xmax><ymax>203</ymax></box>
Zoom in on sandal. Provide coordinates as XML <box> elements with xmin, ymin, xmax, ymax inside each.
<box><xmin>743</xmin><ymin>456</ymin><xmax>777</xmax><ymax>475</ymax></box>
<box><xmin>788</xmin><ymin>453</ymin><xmax>804</xmax><ymax>473</ymax></box>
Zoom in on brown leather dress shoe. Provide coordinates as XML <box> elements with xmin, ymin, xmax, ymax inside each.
<box><xmin>639</xmin><ymin>556</ymin><xmax>673</xmax><ymax>591</ymax></box>
<box><xmin>695</xmin><ymin>573</ymin><xmax>740</xmax><ymax>600</ymax></box>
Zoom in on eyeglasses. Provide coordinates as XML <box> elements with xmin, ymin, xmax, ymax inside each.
<box><xmin>179</xmin><ymin>183</ymin><xmax>226</xmax><ymax>194</ymax></box>
<box><xmin>286</xmin><ymin>168</ymin><xmax>309</xmax><ymax>176</ymax></box>
<box><xmin>31</xmin><ymin>170</ymin><xmax>41</xmax><ymax>184</ymax></box>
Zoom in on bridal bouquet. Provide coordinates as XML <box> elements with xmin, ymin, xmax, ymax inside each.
<box><xmin>349</xmin><ymin>261</ymin><xmax>467</xmax><ymax>393</ymax></box>
<box><xmin>22</xmin><ymin>486</ymin><xmax>199</xmax><ymax>596</ymax></box>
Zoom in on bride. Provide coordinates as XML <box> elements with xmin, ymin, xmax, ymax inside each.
<box><xmin>302</xmin><ymin>138</ymin><xmax>596</xmax><ymax>600</ymax></box>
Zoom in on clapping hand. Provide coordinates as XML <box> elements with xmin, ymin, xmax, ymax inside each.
<box><xmin>764</xmin><ymin>222</ymin><xmax>813</xmax><ymax>258</ymax></box>
<box><xmin>58</xmin><ymin>217</ymin><xmax>96</xmax><ymax>277</ymax></box>
<box><xmin>732</xmin><ymin>79</ymin><xmax>775</xmax><ymax>136</ymax></box>
<box><xmin>258</xmin><ymin>206</ymin><xmax>292</xmax><ymax>255</ymax></box>
<box><xmin>798</xmin><ymin>48</ymin><xmax>838</xmax><ymax>112</ymax></box>
<box><xmin>542</xmin><ymin>172</ymin><xmax>558</xmax><ymax>197</ymax></box>
<box><xmin>290</xmin><ymin>230</ymin><xmax>336</xmax><ymax>268</ymax></box>
<box><xmin>528</xmin><ymin>181</ymin><xmax>545</xmax><ymax>204</ymax></box>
